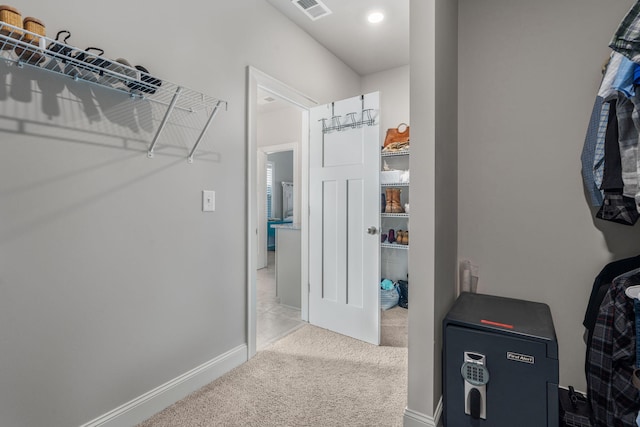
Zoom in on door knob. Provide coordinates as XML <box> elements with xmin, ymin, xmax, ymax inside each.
<box><xmin>367</xmin><ymin>226</ymin><xmax>378</xmax><ymax>235</ymax></box>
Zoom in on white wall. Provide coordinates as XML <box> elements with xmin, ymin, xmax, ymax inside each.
<box><xmin>257</xmin><ymin>105</ymin><xmax>303</xmax><ymax>148</ymax></box>
<box><xmin>362</xmin><ymin>65</ymin><xmax>410</xmax><ymax>135</ymax></box>
<box><xmin>458</xmin><ymin>0</ymin><xmax>640</xmax><ymax>391</ymax></box>
<box><xmin>0</xmin><ymin>1</ymin><xmax>361</xmax><ymax>426</ymax></box>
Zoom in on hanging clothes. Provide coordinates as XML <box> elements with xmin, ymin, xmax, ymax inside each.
<box><xmin>587</xmin><ymin>267</ymin><xmax>640</xmax><ymax>427</ymax></box>
<box><xmin>582</xmin><ymin>96</ymin><xmax>607</xmax><ymax>206</ymax></box>
<box><xmin>583</xmin><ymin>1</ymin><xmax>640</xmax><ymax>224</ymax></box>
<box><xmin>610</xmin><ymin>1</ymin><xmax>640</xmax><ymax>64</ymax></box>
<box><xmin>583</xmin><ymin>255</ymin><xmax>640</xmax><ymax>351</ymax></box>
<box><xmin>595</xmin><ymin>98</ymin><xmax>640</xmax><ymax>225</ymax></box>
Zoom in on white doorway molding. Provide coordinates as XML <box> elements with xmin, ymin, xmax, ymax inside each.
<box><xmin>246</xmin><ymin>66</ymin><xmax>317</xmax><ymax>358</ymax></box>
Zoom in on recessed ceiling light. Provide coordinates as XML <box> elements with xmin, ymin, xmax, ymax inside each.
<box><xmin>368</xmin><ymin>12</ymin><xmax>384</xmax><ymax>24</ymax></box>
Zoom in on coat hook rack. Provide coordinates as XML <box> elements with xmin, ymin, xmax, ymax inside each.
<box><xmin>319</xmin><ymin>108</ymin><xmax>378</xmax><ymax>134</ymax></box>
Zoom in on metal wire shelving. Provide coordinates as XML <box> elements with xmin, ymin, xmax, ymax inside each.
<box><xmin>381</xmin><ymin>243</ymin><xmax>409</xmax><ymax>250</ymax></box>
<box><xmin>381</xmin><ymin>182</ymin><xmax>409</xmax><ymax>187</ymax></box>
<box><xmin>381</xmin><ymin>213</ymin><xmax>409</xmax><ymax>218</ymax></box>
<box><xmin>0</xmin><ymin>22</ymin><xmax>227</xmax><ymax>162</ymax></box>
<box><xmin>381</xmin><ymin>149</ymin><xmax>409</xmax><ymax>157</ymax></box>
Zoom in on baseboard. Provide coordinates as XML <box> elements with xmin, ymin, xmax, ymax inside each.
<box><xmin>433</xmin><ymin>397</ymin><xmax>443</xmax><ymax>426</ymax></box>
<box><xmin>404</xmin><ymin>396</ymin><xmax>443</xmax><ymax>427</ymax></box>
<box><xmin>80</xmin><ymin>344</ymin><xmax>247</xmax><ymax>427</ymax></box>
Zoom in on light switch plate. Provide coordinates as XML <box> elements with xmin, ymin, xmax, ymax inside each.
<box><xmin>202</xmin><ymin>190</ymin><xmax>215</xmax><ymax>212</ymax></box>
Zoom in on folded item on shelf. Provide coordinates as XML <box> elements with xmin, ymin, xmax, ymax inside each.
<box><xmin>382</xmin><ymin>140</ymin><xmax>410</xmax><ymax>152</ymax></box>
<box><xmin>381</xmin><ymin>170</ymin><xmax>402</xmax><ymax>184</ymax></box>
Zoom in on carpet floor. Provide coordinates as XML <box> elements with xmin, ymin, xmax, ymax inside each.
<box><xmin>138</xmin><ymin>325</ymin><xmax>408</xmax><ymax>427</ymax></box>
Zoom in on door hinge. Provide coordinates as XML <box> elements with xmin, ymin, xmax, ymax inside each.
<box><xmin>308</xmin><ymin>282</ymin><xmax>311</xmax><ymax>293</ymax></box>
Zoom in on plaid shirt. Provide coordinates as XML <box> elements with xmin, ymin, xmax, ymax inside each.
<box><xmin>616</xmin><ymin>93</ymin><xmax>640</xmax><ymax>201</ymax></box>
<box><xmin>588</xmin><ymin>268</ymin><xmax>640</xmax><ymax>426</ymax></box>
<box><xmin>592</xmin><ymin>100</ymin><xmax>610</xmax><ymax>200</ymax></box>
<box><xmin>610</xmin><ymin>1</ymin><xmax>640</xmax><ymax>63</ymax></box>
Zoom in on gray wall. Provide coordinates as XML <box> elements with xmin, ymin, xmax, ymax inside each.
<box><xmin>267</xmin><ymin>151</ymin><xmax>294</xmax><ymax>219</ymax></box>
<box><xmin>407</xmin><ymin>0</ymin><xmax>458</xmax><ymax>420</ymax></box>
<box><xmin>0</xmin><ymin>1</ymin><xmax>361</xmax><ymax>426</ymax></box>
<box><xmin>458</xmin><ymin>0</ymin><xmax>640</xmax><ymax>390</ymax></box>
<box><xmin>362</xmin><ymin>65</ymin><xmax>410</xmax><ymax>135</ymax></box>
<box><xmin>257</xmin><ymin>105</ymin><xmax>302</xmax><ymax>148</ymax></box>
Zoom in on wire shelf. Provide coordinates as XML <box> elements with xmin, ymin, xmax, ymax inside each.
<box><xmin>381</xmin><ymin>149</ymin><xmax>410</xmax><ymax>157</ymax></box>
<box><xmin>381</xmin><ymin>243</ymin><xmax>409</xmax><ymax>250</ymax></box>
<box><xmin>0</xmin><ymin>22</ymin><xmax>227</xmax><ymax>162</ymax></box>
<box><xmin>381</xmin><ymin>182</ymin><xmax>409</xmax><ymax>187</ymax></box>
<box><xmin>381</xmin><ymin>213</ymin><xmax>409</xmax><ymax>218</ymax></box>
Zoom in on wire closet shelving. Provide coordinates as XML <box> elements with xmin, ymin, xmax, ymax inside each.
<box><xmin>0</xmin><ymin>21</ymin><xmax>227</xmax><ymax>162</ymax></box>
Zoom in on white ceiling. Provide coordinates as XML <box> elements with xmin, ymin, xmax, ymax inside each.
<box><xmin>265</xmin><ymin>0</ymin><xmax>410</xmax><ymax>76</ymax></box>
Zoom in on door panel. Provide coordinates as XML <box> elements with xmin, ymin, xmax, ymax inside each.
<box><xmin>323</xmin><ymin>129</ymin><xmax>364</xmax><ymax>167</ymax></box>
<box><xmin>309</xmin><ymin>92</ymin><xmax>380</xmax><ymax>345</ymax></box>
<box><xmin>347</xmin><ymin>178</ymin><xmax>364</xmax><ymax>308</ymax></box>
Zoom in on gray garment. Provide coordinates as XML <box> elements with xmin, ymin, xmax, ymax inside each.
<box><xmin>615</xmin><ymin>92</ymin><xmax>640</xmax><ymax>202</ymax></box>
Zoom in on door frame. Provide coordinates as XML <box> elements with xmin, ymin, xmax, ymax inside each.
<box><xmin>246</xmin><ymin>66</ymin><xmax>317</xmax><ymax>358</ymax></box>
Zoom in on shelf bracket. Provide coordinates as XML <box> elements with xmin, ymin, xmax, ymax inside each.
<box><xmin>187</xmin><ymin>100</ymin><xmax>223</xmax><ymax>163</ymax></box>
<box><xmin>147</xmin><ymin>86</ymin><xmax>183</xmax><ymax>158</ymax></box>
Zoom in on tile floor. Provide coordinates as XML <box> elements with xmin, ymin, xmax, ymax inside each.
<box><xmin>256</xmin><ymin>251</ymin><xmax>305</xmax><ymax>351</ymax></box>
<box><xmin>256</xmin><ymin>250</ymin><xmax>408</xmax><ymax>350</ymax></box>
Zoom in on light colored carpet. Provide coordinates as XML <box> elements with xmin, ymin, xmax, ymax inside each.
<box><xmin>381</xmin><ymin>306</ymin><xmax>408</xmax><ymax>348</ymax></box>
<box><xmin>138</xmin><ymin>325</ymin><xmax>408</xmax><ymax>427</ymax></box>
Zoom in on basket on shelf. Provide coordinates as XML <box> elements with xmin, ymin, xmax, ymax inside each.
<box><xmin>0</xmin><ymin>5</ymin><xmax>22</xmax><ymax>48</ymax></box>
<box><xmin>23</xmin><ymin>16</ymin><xmax>43</xmax><ymax>42</ymax></box>
<box><xmin>15</xmin><ymin>16</ymin><xmax>45</xmax><ymax>64</ymax></box>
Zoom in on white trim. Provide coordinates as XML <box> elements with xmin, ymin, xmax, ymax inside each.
<box><xmin>247</xmin><ymin>66</ymin><xmax>317</xmax><ymax>359</ymax></box>
<box><xmin>299</xmin><ymin>110</ymin><xmax>310</xmax><ymax>323</ymax></box>
<box><xmin>433</xmin><ymin>397</ymin><xmax>443</xmax><ymax>426</ymax></box>
<box><xmin>403</xmin><ymin>396</ymin><xmax>442</xmax><ymax>427</ymax></box>
<box><xmin>249</xmin><ymin>67</ymin><xmax>318</xmax><ymax>109</ymax></box>
<box><xmin>79</xmin><ymin>345</ymin><xmax>247</xmax><ymax>427</ymax></box>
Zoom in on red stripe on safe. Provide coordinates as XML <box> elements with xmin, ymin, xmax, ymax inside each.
<box><xmin>481</xmin><ymin>319</ymin><xmax>514</xmax><ymax>329</ymax></box>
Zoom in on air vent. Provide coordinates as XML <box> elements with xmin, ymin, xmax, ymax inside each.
<box><xmin>257</xmin><ymin>95</ymin><xmax>278</xmax><ymax>106</ymax></box>
<box><xmin>292</xmin><ymin>0</ymin><xmax>332</xmax><ymax>21</ymax></box>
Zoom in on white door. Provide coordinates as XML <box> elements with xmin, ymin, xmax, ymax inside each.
<box><xmin>308</xmin><ymin>92</ymin><xmax>381</xmax><ymax>345</ymax></box>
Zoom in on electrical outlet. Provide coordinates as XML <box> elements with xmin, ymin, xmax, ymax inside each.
<box><xmin>202</xmin><ymin>190</ymin><xmax>215</xmax><ymax>212</ymax></box>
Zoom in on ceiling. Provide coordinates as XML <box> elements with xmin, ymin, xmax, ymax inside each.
<box><xmin>265</xmin><ymin>0</ymin><xmax>409</xmax><ymax>76</ymax></box>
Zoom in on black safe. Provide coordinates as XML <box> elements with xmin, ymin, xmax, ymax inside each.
<box><xmin>443</xmin><ymin>292</ymin><xmax>559</xmax><ymax>427</ymax></box>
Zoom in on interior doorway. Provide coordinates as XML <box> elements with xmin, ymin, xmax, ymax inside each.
<box><xmin>256</xmin><ymin>145</ymin><xmax>302</xmax><ymax>350</ymax></box>
<box><xmin>246</xmin><ymin>67</ymin><xmax>317</xmax><ymax>358</ymax></box>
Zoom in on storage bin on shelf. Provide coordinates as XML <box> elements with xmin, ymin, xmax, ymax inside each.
<box><xmin>0</xmin><ymin>5</ymin><xmax>22</xmax><ymax>45</ymax></box>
